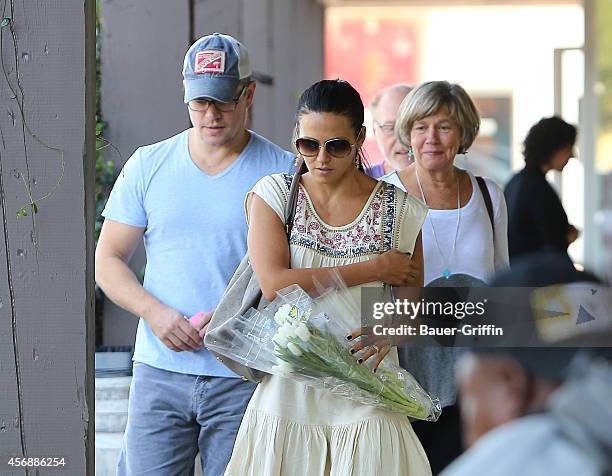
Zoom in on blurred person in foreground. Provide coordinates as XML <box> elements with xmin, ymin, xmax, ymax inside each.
<box><xmin>504</xmin><ymin>116</ymin><xmax>579</xmax><ymax>264</ymax></box>
<box><xmin>366</xmin><ymin>83</ymin><xmax>414</xmax><ymax>178</ymax></box>
<box><xmin>442</xmin><ymin>251</ymin><xmax>612</xmax><ymax>476</ymax></box>
<box><xmin>381</xmin><ymin>80</ymin><xmax>510</xmax><ymax>473</ymax></box>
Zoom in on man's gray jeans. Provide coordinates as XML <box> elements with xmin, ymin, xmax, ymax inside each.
<box><xmin>117</xmin><ymin>362</ymin><xmax>256</xmax><ymax>475</ymax></box>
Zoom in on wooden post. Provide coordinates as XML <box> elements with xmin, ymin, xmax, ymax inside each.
<box><xmin>0</xmin><ymin>0</ymin><xmax>95</xmax><ymax>474</ymax></box>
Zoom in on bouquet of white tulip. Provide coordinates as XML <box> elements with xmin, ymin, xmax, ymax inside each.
<box><xmin>205</xmin><ymin>282</ymin><xmax>440</xmax><ymax>421</ymax></box>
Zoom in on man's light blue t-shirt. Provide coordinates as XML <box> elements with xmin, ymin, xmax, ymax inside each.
<box><xmin>102</xmin><ymin>129</ymin><xmax>293</xmax><ymax>376</ymax></box>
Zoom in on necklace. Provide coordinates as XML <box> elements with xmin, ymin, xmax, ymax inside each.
<box><xmin>415</xmin><ymin>168</ymin><xmax>461</xmax><ymax>280</ymax></box>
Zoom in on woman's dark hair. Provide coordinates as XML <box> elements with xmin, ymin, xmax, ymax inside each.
<box><xmin>295</xmin><ymin>79</ymin><xmax>367</xmax><ymax>171</ymax></box>
<box><xmin>523</xmin><ymin>116</ymin><xmax>577</xmax><ymax>168</ymax></box>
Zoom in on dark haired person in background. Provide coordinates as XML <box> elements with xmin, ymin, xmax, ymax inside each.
<box><xmin>504</xmin><ymin>116</ymin><xmax>579</xmax><ymax>264</ymax></box>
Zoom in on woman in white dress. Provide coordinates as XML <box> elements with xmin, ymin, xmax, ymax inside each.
<box><xmin>224</xmin><ymin>79</ymin><xmax>432</xmax><ymax>475</ymax></box>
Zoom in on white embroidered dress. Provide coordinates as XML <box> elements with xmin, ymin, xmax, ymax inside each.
<box><xmin>224</xmin><ymin>174</ymin><xmax>431</xmax><ymax>476</ymax></box>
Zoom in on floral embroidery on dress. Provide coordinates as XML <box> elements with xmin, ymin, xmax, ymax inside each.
<box><xmin>383</xmin><ymin>185</ymin><xmax>396</xmax><ymax>252</ymax></box>
<box><xmin>281</xmin><ymin>175</ymin><xmax>396</xmax><ymax>258</ymax></box>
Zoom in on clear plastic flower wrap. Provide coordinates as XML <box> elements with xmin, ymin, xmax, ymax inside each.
<box><xmin>205</xmin><ymin>278</ymin><xmax>441</xmax><ymax>421</ymax></box>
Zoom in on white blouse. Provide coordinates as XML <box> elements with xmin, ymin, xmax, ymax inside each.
<box><xmin>381</xmin><ymin>169</ymin><xmax>509</xmax><ymax>286</ymax></box>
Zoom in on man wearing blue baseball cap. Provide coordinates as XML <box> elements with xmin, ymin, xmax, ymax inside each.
<box><xmin>96</xmin><ymin>33</ymin><xmax>293</xmax><ymax>475</ymax></box>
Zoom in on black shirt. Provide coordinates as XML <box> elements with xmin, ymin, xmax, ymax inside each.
<box><xmin>504</xmin><ymin>166</ymin><xmax>570</xmax><ymax>263</ymax></box>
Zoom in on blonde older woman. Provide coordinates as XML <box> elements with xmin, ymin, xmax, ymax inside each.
<box><xmin>380</xmin><ymin>80</ymin><xmax>509</xmax><ymax>473</ymax></box>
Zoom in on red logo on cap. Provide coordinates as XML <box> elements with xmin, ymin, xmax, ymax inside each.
<box><xmin>194</xmin><ymin>50</ymin><xmax>226</xmax><ymax>74</ymax></box>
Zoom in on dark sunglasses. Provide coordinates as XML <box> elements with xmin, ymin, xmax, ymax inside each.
<box><xmin>295</xmin><ymin>137</ymin><xmax>359</xmax><ymax>159</ymax></box>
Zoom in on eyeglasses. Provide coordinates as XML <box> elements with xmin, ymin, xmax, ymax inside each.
<box><xmin>187</xmin><ymin>84</ymin><xmax>247</xmax><ymax>113</ymax></box>
<box><xmin>295</xmin><ymin>137</ymin><xmax>359</xmax><ymax>158</ymax></box>
<box><xmin>374</xmin><ymin>120</ymin><xmax>396</xmax><ymax>136</ymax></box>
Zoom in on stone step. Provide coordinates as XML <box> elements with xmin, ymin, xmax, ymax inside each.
<box><xmin>95</xmin><ymin>433</ymin><xmax>203</xmax><ymax>476</ymax></box>
<box><xmin>95</xmin><ymin>432</ymin><xmax>123</xmax><ymax>476</ymax></box>
<box><xmin>95</xmin><ymin>376</ymin><xmax>132</xmax><ymax>401</ymax></box>
<box><xmin>96</xmin><ymin>399</ymin><xmax>129</xmax><ymax>433</ymax></box>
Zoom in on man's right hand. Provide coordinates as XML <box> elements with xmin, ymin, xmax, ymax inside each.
<box><xmin>188</xmin><ymin>310</ymin><xmax>215</xmax><ymax>338</ymax></box>
<box><xmin>144</xmin><ymin>307</ymin><xmax>203</xmax><ymax>352</ymax></box>
<box><xmin>95</xmin><ymin>219</ymin><xmax>204</xmax><ymax>352</ymax></box>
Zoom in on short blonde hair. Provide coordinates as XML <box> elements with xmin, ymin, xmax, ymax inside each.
<box><xmin>395</xmin><ymin>81</ymin><xmax>480</xmax><ymax>154</ymax></box>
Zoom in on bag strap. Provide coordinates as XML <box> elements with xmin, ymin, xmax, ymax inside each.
<box><xmin>284</xmin><ymin>157</ymin><xmax>305</xmax><ymax>239</ymax></box>
<box><xmin>476</xmin><ymin>176</ymin><xmax>495</xmax><ymax>240</ymax></box>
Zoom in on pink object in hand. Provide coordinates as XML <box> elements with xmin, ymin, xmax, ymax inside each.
<box><xmin>188</xmin><ymin>311</ymin><xmax>209</xmax><ymax>328</ymax></box>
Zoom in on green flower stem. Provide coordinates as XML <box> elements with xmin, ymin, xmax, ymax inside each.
<box><xmin>273</xmin><ymin>322</ymin><xmax>434</xmax><ymax>420</ymax></box>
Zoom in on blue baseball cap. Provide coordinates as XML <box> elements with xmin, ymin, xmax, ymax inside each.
<box><xmin>182</xmin><ymin>33</ymin><xmax>252</xmax><ymax>104</ymax></box>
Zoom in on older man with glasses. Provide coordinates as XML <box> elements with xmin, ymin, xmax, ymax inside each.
<box><xmin>95</xmin><ymin>33</ymin><xmax>292</xmax><ymax>475</ymax></box>
<box><xmin>366</xmin><ymin>83</ymin><xmax>414</xmax><ymax>179</ymax></box>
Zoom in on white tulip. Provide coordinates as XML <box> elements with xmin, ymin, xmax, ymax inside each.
<box><xmin>274</xmin><ymin>304</ymin><xmax>292</xmax><ymax>326</ymax></box>
<box><xmin>272</xmin><ymin>333</ymin><xmax>288</xmax><ymax>348</ymax></box>
<box><xmin>294</xmin><ymin>323</ymin><xmax>311</xmax><ymax>342</ymax></box>
<box><xmin>277</xmin><ymin>322</ymin><xmax>295</xmax><ymax>340</ymax></box>
<box><xmin>287</xmin><ymin>342</ymin><xmax>303</xmax><ymax>357</ymax></box>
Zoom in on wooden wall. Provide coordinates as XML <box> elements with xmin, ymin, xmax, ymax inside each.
<box><xmin>0</xmin><ymin>0</ymin><xmax>96</xmax><ymax>474</ymax></box>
